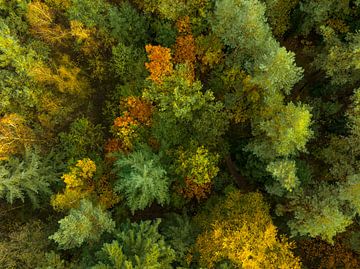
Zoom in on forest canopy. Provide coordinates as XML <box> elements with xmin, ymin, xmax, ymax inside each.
<box><xmin>0</xmin><ymin>0</ymin><xmax>359</xmax><ymax>268</ymax></box>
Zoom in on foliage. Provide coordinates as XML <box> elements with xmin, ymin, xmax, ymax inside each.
<box><xmin>247</xmin><ymin>102</ymin><xmax>313</xmax><ymax>159</ymax></box>
<box><xmin>58</xmin><ymin>117</ymin><xmax>104</xmax><ymax>163</ymax></box>
<box><xmin>195</xmin><ymin>190</ymin><xmax>302</xmax><ymax>268</ymax></box>
<box><xmin>51</xmin><ymin>158</ymin><xmax>96</xmax><ymax>211</ymax></box>
<box><xmin>0</xmin><ymin>113</ymin><xmax>36</xmax><ymax>160</ymax></box>
<box><xmin>316</xmin><ymin>26</ymin><xmax>360</xmax><ymax>87</ymax></box>
<box><xmin>298</xmin><ymin>237</ymin><xmax>360</xmax><ymax>269</ymax></box>
<box><xmin>278</xmin><ymin>183</ymin><xmax>355</xmax><ymax>243</ymax></box>
<box><xmin>49</xmin><ymin>199</ymin><xmax>115</xmax><ymax>249</ymax></box>
<box><xmin>0</xmin><ymin>149</ymin><xmax>54</xmax><ymax>207</ymax></box>
<box><xmin>266</xmin><ymin>159</ymin><xmax>299</xmax><ymax>191</ymax></box>
<box><xmin>264</xmin><ymin>0</ymin><xmax>300</xmax><ymax>37</ymax></box>
<box><xmin>113</xmin><ymin>145</ymin><xmax>170</xmax><ymax>213</ymax></box>
<box><xmin>145</xmin><ymin>44</ymin><xmax>173</xmax><ymax>84</ymax></box>
<box><xmin>175</xmin><ymin>145</ymin><xmax>219</xmax><ymax>185</ymax></box>
<box><xmin>0</xmin><ymin>220</ymin><xmax>51</xmax><ymax>269</ymax></box>
<box><xmin>93</xmin><ymin>219</ymin><xmax>175</xmax><ymax>269</ymax></box>
<box><xmin>161</xmin><ymin>213</ymin><xmax>199</xmax><ymax>266</ymax></box>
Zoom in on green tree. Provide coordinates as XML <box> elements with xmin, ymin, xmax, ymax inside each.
<box><xmin>113</xmin><ymin>145</ymin><xmax>170</xmax><ymax>213</ymax></box>
<box><xmin>49</xmin><ymin>199</ymin><xmax>115</xmax><ymax>249</ymax></box>
<box><xmin>0</xmin><ymin>149</ymin><xmax>55</xmax><ymax>207</ymax></box>
<box><xmin>278</xmin><ymin>183</ymin><xmax>354</xmax><ymax>244</ymax></box>
<box><xmin>58</xmin><ymin>117</ymin><xmax>104</xmax><ymax>163</ymax></box>
<box><xmin>93</xmin><ymin>219</ymin><xmax>175</xmax><ymax>269</ymax></box>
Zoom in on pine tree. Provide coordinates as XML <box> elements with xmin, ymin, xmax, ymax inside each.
<box><xmin>113</xmin><ymin>145</ymin><xmax>170</xmax><ymax>213</ymax></box>
<box><xmin>49</xmin><ymin>199</ymin><xmax>115</xmax><ymax>249</ymax></box>
<box><xmin>0</xmin><ymin>149</ymin><xmax>54</xmax><ymax>207</ymax></box>
<box><xmin>93</xmin><ymin>219</ymin><xmax>175</xmax><ymax>269</ymax></box>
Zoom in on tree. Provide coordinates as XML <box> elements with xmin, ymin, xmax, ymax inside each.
<box><xmin>277</xmin><ymin>183</ymin><xmax>354</xmax><ymax>244</ymax></box>
<box><xmin>58</xmin><ymin>117</ymin><xmax>104</xmax><ymax>163</ymax></box>
<box><xmin>0</xmin><ymin>149</ymin><xmax>54</xmax><ymax>207</ymax></box>
<box><xmin>263</xmin><ymin>0</ymin><xmax>300</xmax><ymax>38</ymax></box>
<box><xmin>195</xmin><ymin>189</ymin><xmax>302</xmax><ymax>268</ymax></box>
<box><xmin>113</xmin><ymin>145</ymin><xmax>170</xmax><ymax>213</ymax></box>
<box><xmin>93</xmin><ymin>219</ymin><xmax>175</xmax><ymax>269</ymax></box>
<box><xmin>175</xmin><ymin>145</ymin><xmax>219</xmax><ymax>185</ymax></box>
<box><xmin>0</xmin><ymin>113</ymin><xmax>36</xmax><ymax>160</ymax></box>
<box><xmin>51</xmin><ymin>158</ymin><xmax>96</xmax><ymax>211</ymax></box>
<box><xmin>315</xmin><ymin>26</ymin><xmax>360</xmax><ymax>87</ymax></box>
<box><xmin>145</xmin><ymin>44</ymin><xmax>173</xmax><ymax>84</ymax></box>
<box><xmin>0</xmin><ymin>220</ymin><xmax>52</xmax><ymax>269</ymax></box>
<box><xmin>49</xmin><ymin>199</ymin><xmax>115</xmax><ymax>249</ymax></box>
<box><xmin>26</xmin><ymin>1</ymin><xmax>69</xmax><ymax>45</ymax></box>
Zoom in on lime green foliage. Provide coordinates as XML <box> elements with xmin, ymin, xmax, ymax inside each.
<box><xmin>248</xmin><ymin>102</ymin><xmax>313</xmax><ymax>159</ymax></box>
<box><xmin>49</xmin><ymin>199</ymin><xmax>115</xmax><ymax>249</ymax></box>
<box><xmin>176</xmin><ymin>145</ymin><xmax>220</xmax><ymax>184</ymax></box>
<box><xmin>0</xmin><ymin>149</ymin><xmax>54</xmax><ymax>207</ymax></box>
<box><xmin>0</xmin><ymin>220</ymin><xmax>51</xmax><ymax>269</ymax></box>
<box><xmin>316</xmin><ymin>26</ymin><xmax>360</xmax><ymax>86</ymax></box>
<box><xmin>113</xmin><ymin>145</ymin><xmax>170</xmax><ymax>213</ymax></box>
<box><xmin>93</xmin><ymin>219</ymin><xmax>175</xmax><ymax>269</ymax></box>
<box><xmin>58</xmin><ymin>117</ymin><xmax>104</xmax><ymax>163</ymax></box>
<box><xmin>266</xmin><ymin>159</ymin><xmax>299</xmax><ymax>191</ymax></box>
<box><xmin>279</xmin><ymin>184</ymin><xmax>354</xmax><ymax>243</ymax></box>
<box><xmin>0</xmin><ymin>21</ymin><xmax>41</xmax><ymax>114</ymax></box>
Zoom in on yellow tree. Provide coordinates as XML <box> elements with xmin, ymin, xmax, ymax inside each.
<box><xmin>0</xmin><ymin>114</ymin><xmax>36</xmax><ymax>160</ymax></box>
<box><xmin>51</xmin><ymin>158</ymin><xmax>120</xmax><ymax>211</ymax></box>
<box><xmin>195</xmin><ymin>190</ymin><xmax>301</xmax><ymax>268</ymax></box>
<box><xmin>26</xmin><ymin>1</ymin><xmax>69</xmax><ymax>45</ymax></box>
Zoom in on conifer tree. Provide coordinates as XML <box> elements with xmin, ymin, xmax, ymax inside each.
<box><xmin>93</xmin><ymin>219</ymin><xmax>175</xmax><ymax>269</ymax></box>
<box><xmin>113</xmin><ymin>145</ymin><xmax>170</xmax><ymax>213</ymax></box>
<box><xmin>49</xmin><ymin>199</ymin><xmax>115</xmax><ymax>249</ymax></box>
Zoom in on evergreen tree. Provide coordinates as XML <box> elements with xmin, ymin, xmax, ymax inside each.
<box><xmin>113</xmin><ymin>145</ymin><xmax>170</xmax><ymax>213</ymax></box>
<box><xmin>93</xmin><ymin>219</ymin><xmax>175</xmax><ymax>269</ymax></box>
<box><xmin>0</xmin><ymin>149</ymin><xmax>55</xmax><ymax>207</ymax></box>
<box><xmin>49</xmin><ymin>199</ymin><xmax>115</xmax><ymax>249</ymax></box>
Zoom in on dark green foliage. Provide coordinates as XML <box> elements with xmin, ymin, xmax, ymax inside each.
<box><xmin>161</xmin><ymin>213</ymin><xmax>199</xmax><ymax>266</ymax></box>
<box><xmin>0</xmin><ymin>149</ymin><xmax>55</xmax><ymax>207</ymax></box>
<box><xmin>67</xmin><ymin>0</ymin><xmax>109</xmax><ymax>28</ymax></box>
<box><xmin>113</xmin><ymin>145</ymin><xmax>170</xmax><ymax>213</ymax></box>
<box><xmin>151</xmin><ymin>19</ymin><xmax>177</xmax><ymax>47</ymax></box>
<box><xmin>108</xmin><ymin>2</ymin><xmax>149</xmax><ymax>46</ymax></box>
<box><xmin>144</xmin><ymin>65</ymin><xmax>229</xmax><ymax>151</ymax></box>
<box><xmin>111</xmin><ymin>43</ymin><xmax>147</xmax><ymax>83</ymax></box>
<box><xmin>58</xmin><ymin>117</ymin><xmax>104</xmax><ymax>163</ymax></box>
<box><xmin>93</xmin><ymin>219</ymin><xmax>175</xmax><ymax>268</ymax></box>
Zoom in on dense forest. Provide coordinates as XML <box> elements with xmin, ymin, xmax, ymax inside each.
<box><xmin>0</xmin><ymin>0</ymin><xmax>360</xmax><ymax>268</ymax></box>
